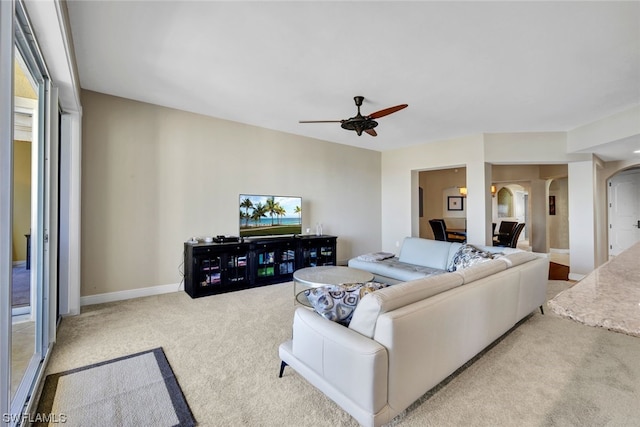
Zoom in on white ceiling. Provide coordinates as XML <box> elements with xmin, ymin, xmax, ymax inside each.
<box><xmin>65</xmin><ymin>1</ymin><xmax>640</xmax><ymax>158</ymax></box>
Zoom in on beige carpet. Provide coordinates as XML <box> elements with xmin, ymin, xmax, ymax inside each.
<box><xmin>43</xmin><ymin>280</ymin><xmax>640</xmax><ymax>426</ymax></box>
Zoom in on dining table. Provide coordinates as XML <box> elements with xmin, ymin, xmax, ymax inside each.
<box><xmin>446</xmin><ymin>228</ymin><xmax>467</xmax><ymax>241</ymax></box>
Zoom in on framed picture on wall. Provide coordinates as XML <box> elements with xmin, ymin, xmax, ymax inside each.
<box><xmin>549</xmin><ymin>195</ymin><xmax>556</xmax><ymax>215</ymax></box>
<box><xmin>447</xmin><ymin>196</ymin><xmax>464</xmax><ymax>211</ymax></box>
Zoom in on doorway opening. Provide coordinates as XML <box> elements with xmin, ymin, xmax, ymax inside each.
<box><xmin>607</xmin><ymin>166</ymin><xmax>640</xmax><ymax>258</ymax></box>
<box><xmin>494</xmin><ymin>184</ymin><xmax>528</xmax><ymax>249</ymax></box>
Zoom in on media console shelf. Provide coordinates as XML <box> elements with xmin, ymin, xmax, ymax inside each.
<box><xmin>184</xmin><ymin>235</ymin><xmax>337</xmax><ymax>298</ymax></box>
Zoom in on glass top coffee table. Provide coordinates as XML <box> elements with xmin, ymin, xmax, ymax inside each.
<box><xmin>293</xmin><ymin>266</ymin><xmax>375</xmax><ymax>306</ymax></box>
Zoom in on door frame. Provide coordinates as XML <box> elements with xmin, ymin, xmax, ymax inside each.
<box><xmin>1</xmin><ymin>0</ymin><xmax>16</xmax><ymax>420</ymax></box>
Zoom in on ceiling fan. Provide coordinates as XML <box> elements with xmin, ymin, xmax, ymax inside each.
<box><xmin>299</xmin><ymin>96</ymin><xmax>408</xmax><ymax>137</ymax></box>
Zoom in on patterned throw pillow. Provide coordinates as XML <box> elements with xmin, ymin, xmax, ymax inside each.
<box><xmin>447</xmin><ymin>244</ymin><xmax>498</xmax><ymax>272</ymax></box>
<box><xmin>304</xmin><ymin>282</ymin><xmax>388</xmax><ymax>326</ymax></box>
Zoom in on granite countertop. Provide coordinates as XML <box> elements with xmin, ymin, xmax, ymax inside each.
<box><xmin>548</xmin><ymin>242</ymin><xmax>640</xmax><ymax>338</ymax></box>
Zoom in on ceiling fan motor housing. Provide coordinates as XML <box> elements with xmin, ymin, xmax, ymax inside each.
<box><xmin>341</xmin><ymin>118</ymin><xmax>378</xmax><ymax>135</ymax></box>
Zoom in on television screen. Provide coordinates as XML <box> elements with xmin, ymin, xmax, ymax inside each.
<box><xmin>239</xmin><ymin>194</ymin><xmax>302</xmax><ymax>238</ymax></box>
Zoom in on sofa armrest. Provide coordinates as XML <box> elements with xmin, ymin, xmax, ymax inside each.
<box><xmin>284</xmin><ymin>307</ymin><xmax>389</xmax><ymax>415</ymax></box>
<box><xmin>516</xmin><ymin>256</ymin><xmax>550</xmax><ymax>319</ymax></box>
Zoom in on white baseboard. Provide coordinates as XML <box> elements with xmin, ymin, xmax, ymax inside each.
<box><xmin>568</xmin><ymin>273</ymin><xmax>585</xmax><ymax>281</ymax></box>
<box><xmin>550</xmin><ymin>248</ymin><xmax>570</xmax><ymax>254</ymax></box>
<box><xmin>80</xmin><ymin>282</ymin><xmax>183</xmax><ymax>307</ymax></box>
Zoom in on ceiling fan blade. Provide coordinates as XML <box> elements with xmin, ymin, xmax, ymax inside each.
<box><xmin>364</xmin><ymin>128</ymin><xmax>377</xmax><ymax>137</ymax></box>
<box><xmin>299</xmin><ymin>120</ymin><xmax>343</xmax><ymax>123</ymax></box>
<box><xmin>368</xmin><ymin>104</ymin><xmax>408</xmax><ymax>119</ymax></box>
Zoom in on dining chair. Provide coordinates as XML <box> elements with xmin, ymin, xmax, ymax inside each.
<box><xmin>429</xmin><ymin>219</ymin><xmax>448</xmax><ymax>241</ymax></box>
<box><xmin>493</xmin><ymin>220</ymin><xmax>517</xmax><ymax>246</ymax></box>
<box><xmin>506</xmin><ymin>223</ymin><xmax>526</xmax><ymax>248</ymax></box>
<box><xmin>429</xmin><ymin>219</ymin><xmax>465</xmax><ymax>243</ymax></box>
<box><xmin>494</xmin><ymin>222</ymin><xmax>525</xmax><ymax>248</ymax></box>
<box><xmin>496</xmin><ymin>220</ymin><xmax>517</xmax><ymax>235</ymax></box>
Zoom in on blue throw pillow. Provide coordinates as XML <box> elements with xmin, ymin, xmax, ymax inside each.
<box><xmin>304</xmin><ymin>282</ymin><xmax>388</xmax><ymax>326</ymax></box>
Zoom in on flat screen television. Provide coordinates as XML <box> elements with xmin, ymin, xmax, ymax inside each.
<box><xmin>239</xmin><ymin>194</ymin><xmax>302</xmax><ymax>238</ymax></box>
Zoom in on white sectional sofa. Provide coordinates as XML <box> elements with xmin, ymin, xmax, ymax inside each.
<box><xmin>279</xmin><ymin>237</ymin><xmax>549</xmax><ymax>427</ymax></box>
<box><xmin>347</xmin><ymin>237</ymin><xmax>522</xmax><ymax>284</ymax></box>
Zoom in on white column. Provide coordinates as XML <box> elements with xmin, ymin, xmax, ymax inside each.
<box><xmin>466</xmin><ymin>163</ymin><xmax>492</xmax><ymax>245</ymax></box>
<box><xmin>568</xmin><ymin>160</ymin><xmax>596</xmax><ymax>279</ymax></box>
<box><xmin>58</xmin><ymin>111</ymin><xmax>81</xmax><ymax>316</ymax></box>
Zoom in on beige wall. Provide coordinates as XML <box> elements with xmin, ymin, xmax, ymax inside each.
<box><xmin>13</xmin><ymin>62</ymin><xmax>36</xmax><ymax>263</ymax></box>
<box><xmin>382</xmin><ymin>134</ymin><xmax>482</xmax><ymax>250</ymax></box>
<box><xmin>12</xmin><ymin>140</ymin><xmax>31</xmax><ymax>262</ymax></box>
<box><xmin>81</xmin><ymin>90</ymin><xmax>381</xmax><ymax>297</ymax></box>
<box><xmin>548</xmin><ymin>177</ymin><xmax>569</xmax><ymax>249</ymax></box>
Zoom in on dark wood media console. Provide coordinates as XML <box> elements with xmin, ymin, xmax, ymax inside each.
<box><xmin>183</xmin><ymin>235</ymin><xmax>337</xmax><ymax>298</ymax></box>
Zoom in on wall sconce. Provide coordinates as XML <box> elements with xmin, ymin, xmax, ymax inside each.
<box><xmin>460</xmin><ymin>186</ymin><xmax>496</xmax><ymax>197</ymax></box>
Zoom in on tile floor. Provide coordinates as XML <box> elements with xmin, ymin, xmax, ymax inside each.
<box><xmin>11</xmin><ymin>319</ymin><xmax>35</xmax><ymax>398</ymax></box>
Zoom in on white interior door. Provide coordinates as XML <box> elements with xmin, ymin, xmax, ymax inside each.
<box><xmin>608</xmin><ymin>169</ymin><xmax>640</xmax><ymax>257</ymax></box>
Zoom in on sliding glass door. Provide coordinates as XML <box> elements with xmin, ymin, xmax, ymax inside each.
<box><xmin>2</xmin><ymin>1</ymin><xmax>59</xmax><ymax>424</ymax></box>
<box><xmin>10</xmin><ymin>47</ymin><xmax>39</xmax><ymax>412</ymax></box>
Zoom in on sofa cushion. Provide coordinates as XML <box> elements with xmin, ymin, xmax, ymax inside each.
<box><xmin>348</xmin><ymin>273</ymin><xmax>464</xmax><ymax>338</ymax></box>
<box><xmin>304</xmin><ymin>282</ymin><xmax>388</xmax><ymax>326</ymax></box>
<box><xmin>348</xmin><ymin>257</ymin><xmax>446</xmax><ymax>282</ymax></box>
<box><xmin>398</xmin><ymin>237</ymin><xmax>463</xmax><ymax>270</ymax></box>
<box><xmin>355</xmin><ymin>252</ymin><xmax>395</xmax><ymax>262</ymax></box>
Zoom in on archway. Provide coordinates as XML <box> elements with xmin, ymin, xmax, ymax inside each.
<box><xmin>496</xmin><ymin>187</ymin><xmax>513</xmax><ymax>218</ymax></box>
<box><xmin>493</xmin><ymin>184</ymin><xmax>527</xmax><ymax>248</ymax></box>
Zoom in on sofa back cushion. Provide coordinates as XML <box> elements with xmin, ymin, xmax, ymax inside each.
<box><xmin>498</xmin><ymin>251</ymin><xmax>540</xmax><ymax>268</ymax></box>
<box><xmin>348</xmin><ymin>273</ymin><xmax>464</xmax><ymax>338</ymax></box>
<box><xmin>398</xmin><ymin>237</ymin><xmax>463</xmax><ymax>270</ymax></box>
<box><xmin>451</xmin><ymin>259</ymin><xmax>508</xmax><ymax>284</ymax></box>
